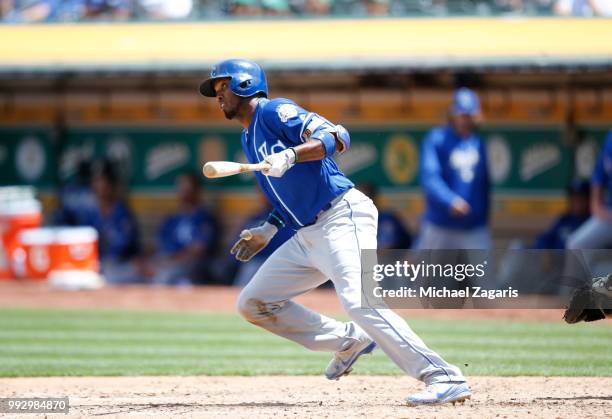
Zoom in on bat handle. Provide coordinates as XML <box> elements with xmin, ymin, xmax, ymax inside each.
<box><xmin>248</xmin><ymin>162</ymin><xmax>271</xmax><ymax>173</ymax></box>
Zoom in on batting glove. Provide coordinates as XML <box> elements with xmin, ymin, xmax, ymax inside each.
<box><xmin>262</xmin><ymin>148</ymin><xmax>297</xmax><ymax>177</ymax></box>
<box><xmin>230</xmin><ymin>221</ymin><xmax>278</xmax><ymax>262</ymax></box>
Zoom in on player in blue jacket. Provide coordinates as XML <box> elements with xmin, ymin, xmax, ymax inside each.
<box><xmin>153</xmin><ymin>171</ymin><xmax>220</xmax><ymax>285</ymax></box>
<box><xmin>200</xmin><ymin>59</ymin><xmax>470</xmax><ymax>406</ymax></box>
<box><xmin>535</xmin><ymin>179</ymin><xmax>590</xmax><ymax>249</ymax></box>
<box><xmin>567</xmin><ymin>130</ymin><xmax>612</xmax><ymax>250</ymax></box>
<box><xmin>54</xmin><ymin>160</ymin><xmax>98</xmax><ymax>227</ymax></box>
<box><xmin>86</xmin><ymin>162</ymin><xmax>143</xmax><ymax>283</ymax></box>
<box><xmin>417</xmin><ymin>88</ymin><xmax>491</xmax><ymax>250</ymax></box>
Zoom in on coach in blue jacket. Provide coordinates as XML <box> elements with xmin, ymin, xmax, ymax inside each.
<box><xmin>417</xmin><ymin>88</ymin><xmax>491</xmax><ymax>250</ymax></box>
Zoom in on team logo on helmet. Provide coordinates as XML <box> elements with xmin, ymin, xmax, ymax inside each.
<box><xmin>276</xmin><ymin>104</ymin><xmax>298</xmax><ymax>123</ymax></box>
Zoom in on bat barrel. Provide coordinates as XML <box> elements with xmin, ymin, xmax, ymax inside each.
<box><xmin>203</xmin><ymin>162</ymin><xmax>219</xmax><ymax>178</ymax></box>
<box><xmin>203</xmin><ymin>161</ymin><xmax>270</xmax><ymax>178</ymax></box>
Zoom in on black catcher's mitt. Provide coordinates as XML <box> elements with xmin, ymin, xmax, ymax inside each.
<box><xmin>563</xmin><ymin>275</ymin><xmax>612</xmax><ymax>324</ymax></box>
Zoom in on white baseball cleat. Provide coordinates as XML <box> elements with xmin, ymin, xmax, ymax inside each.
<box><xmin>405</xmin><ymin>381</ymin><xmax>472</xmax><ymax>407</ymax></box>
<box><xmin>325</xmin><ymin>340</ymin><xmax>376</xmax><ymax>380</ymax></box>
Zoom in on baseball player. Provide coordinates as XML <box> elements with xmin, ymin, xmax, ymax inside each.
<box><xmin>566</xmin><ymin>130</ymin><xmax>612</xmax><ymax>250</ymax></box>
<box><xmin>417</xmin><ymin>88</ymin><xmax>491</xmax><ymax>250</ymax></box>
<box><xmin>199</xmin><ymin>59</ymin><xmax>471</xmax><ymax>406</ymax></box>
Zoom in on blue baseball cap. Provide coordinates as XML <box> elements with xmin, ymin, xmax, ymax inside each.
<box><xmin>452</xmin><ymin>87</ymin><xmax>480</xmax><ymax>116</ymax></box>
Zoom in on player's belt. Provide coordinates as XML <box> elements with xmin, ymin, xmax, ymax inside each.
<box><xmin>320</xmin><ymin>201</ymin><xmax>333</xmax><ymax>213</ymax></box>
<box><xmin>304</xmin><ymin>189</ymin><xmax>351</xmax><ymax>227</ymax></box>
<box><xmin>321</xmin><ymin>189</ymin><xmax>349</xmax><ymax>214</ymax></box>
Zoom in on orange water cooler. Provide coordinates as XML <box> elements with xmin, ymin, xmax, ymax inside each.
<box><xmin>0</xmin><ymin>187</ymin><xmax>42</xmax><ymax>279</ymax></box>
<box><xmin>52</xmin><ymin>227</ymin><xmax>99</xmax><ymax>272</ymax></box>
<box><xmin>13</xmin><ymin>227</ymin><xmax>99</xmax><ymax>280</ymax></box>
<box><xmin>11</xmin><ymin>228</ymin><xmax>54</xmax><ymax>279</ymax></box>
<box><xmin>47</xmin><ymin>227</ymin><xmax>102</xmax><ymax>289</ymax></box>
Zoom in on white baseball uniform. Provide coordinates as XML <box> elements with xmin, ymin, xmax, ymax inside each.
<box><xmin>237</xmin><ymin>187</ymin><xmax>465</xmax><ymax>384</ymax></box>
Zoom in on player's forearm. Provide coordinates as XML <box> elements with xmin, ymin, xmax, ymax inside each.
<box><xmin>292</xmin><ymin>140</ymin><xmax>326</xmax><ymax>162</ymax></box>
<box><xmin>264</xmin><ymin>126</ymin><xmax>347</xmax><ymax>176</ymax></box>
<box><xmin>422</xmin><ymin>174</ymin><xmax>458</xmax><ymax>209</ymax></box>
<box><xmin>293</xmin><ymin>137</ymin><xmax>344</xmax><ymax>162</ymax></box>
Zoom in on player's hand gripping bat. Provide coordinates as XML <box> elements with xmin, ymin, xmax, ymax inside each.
<box><xmin>203</xmin><ymin>161</ymin><xmax>271</xmax><ymax>178</ymax></box>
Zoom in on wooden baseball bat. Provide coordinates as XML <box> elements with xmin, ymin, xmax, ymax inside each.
<box><xmin>203</xmin><ymin>161</ymin><xmax>270</xmax><ymax>178</ymax></box>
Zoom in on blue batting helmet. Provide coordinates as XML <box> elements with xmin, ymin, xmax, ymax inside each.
<box><xmin>199</xmin><ymin>59</ymin><xmax>268</xmax><ymax>98</ymax></box>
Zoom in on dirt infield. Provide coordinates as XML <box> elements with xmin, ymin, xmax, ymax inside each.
<box><xmin>0</xmin><ymin>281</ymin><xmax>565</xmax><ymax>320</ymax></box>
<box><xmin>1</xmin><ymin>376</ymin><xmax>610</xmax><ymax>418</ymax></box>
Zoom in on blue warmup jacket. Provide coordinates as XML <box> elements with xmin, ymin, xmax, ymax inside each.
<box><xmin>85</xmin><ymin>202</ymin><xmax>140</xmax><ymax>262</ymax></box>
<box><xmin>158</xmin><ymin>208</ymin><xmax>219</xmax><ymax>256</ymax></box>
<box><xmin>420</xmin><ymin>125</ymin><xmax>490</xmax><ymax>230</ymax></box>
<box><xmin>534</xmin><ymin>213</ymin><xmax>589</xmax><ymax>250</ymax></box>
<box><xmin>378</xmin><ymin>211</ymin><xmax>412</xmax><ymax>249</ymax></box>
<box><xmin>592</xmin><ymin>130</ymin><xmax>612</xmax><ymax>209</ymax></box>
